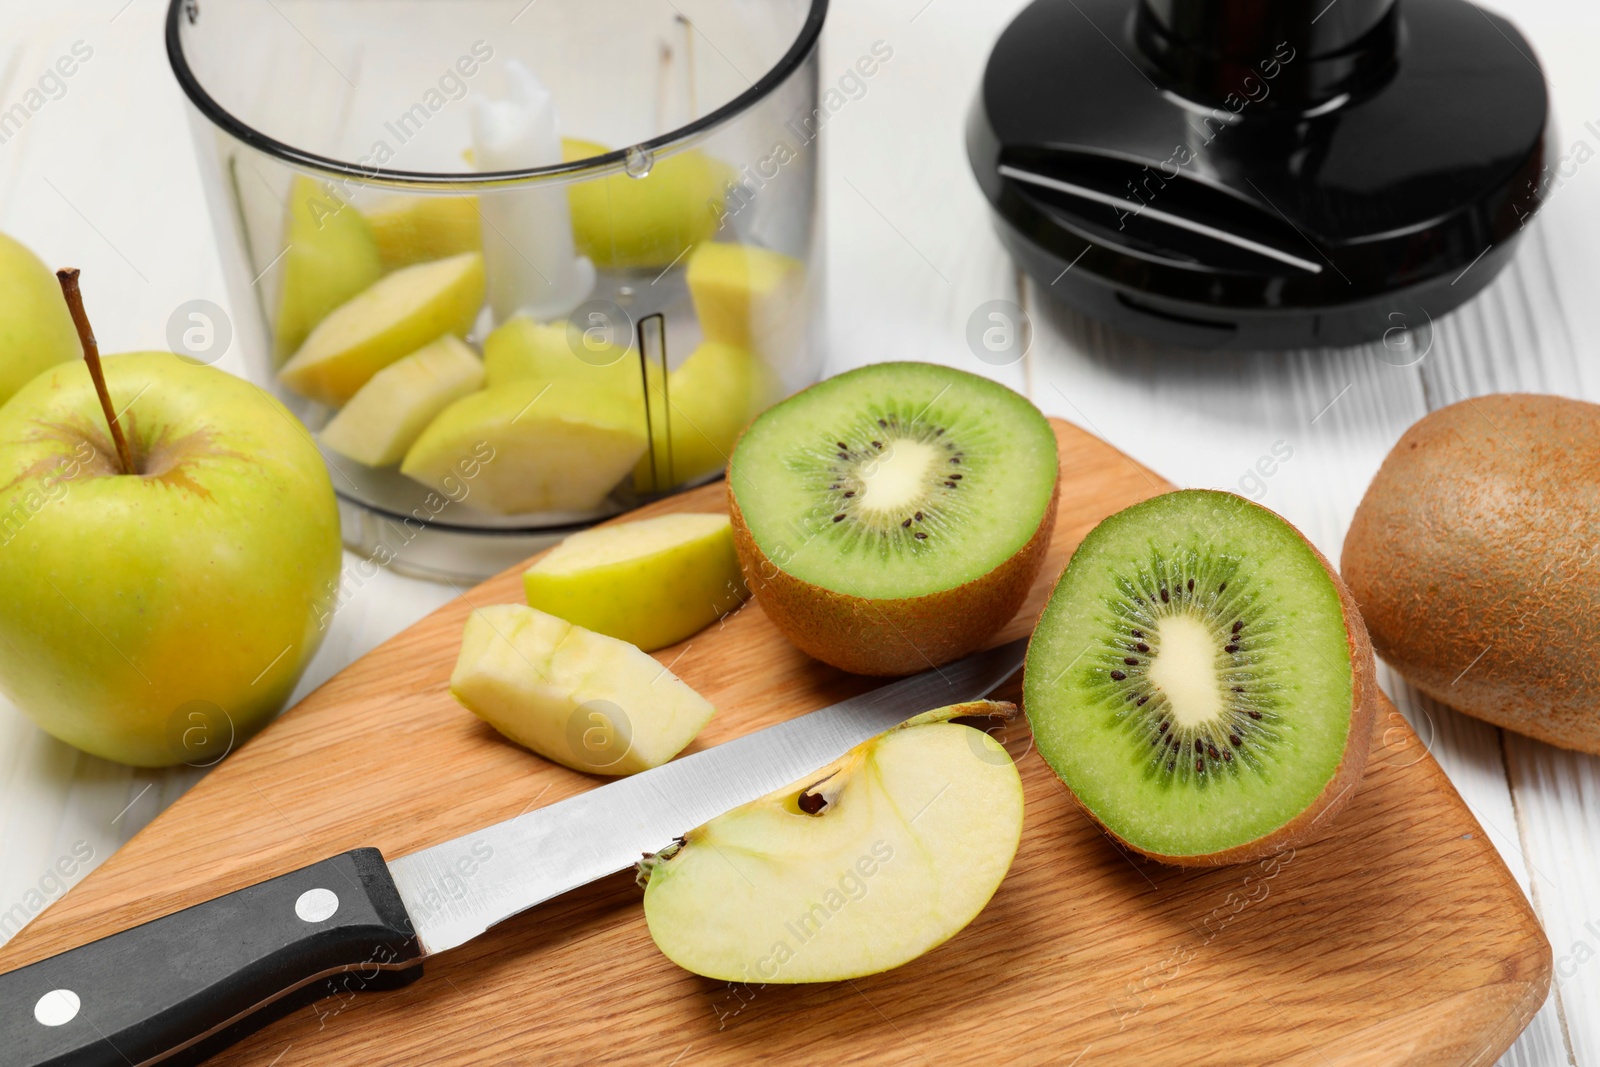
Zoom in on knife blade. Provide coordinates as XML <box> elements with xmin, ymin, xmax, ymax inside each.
<box><xmin>0</xmin><ymin>638</ymin><xmax>1026</xmax><ymax>1067</ymax></box>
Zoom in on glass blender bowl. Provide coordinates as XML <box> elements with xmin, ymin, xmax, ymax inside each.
<box><xmin>167</xmin><ymin>0</ymin><xmax>826</xmax><ymax>580</ymax></box>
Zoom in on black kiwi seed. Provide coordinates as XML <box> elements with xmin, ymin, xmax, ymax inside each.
<box><xmin>1187</xmin><ymin>579</ymin><xmax>1194</xmax><ymax>592</ymax></box>
<box><xmin>1124</xmin><ymin>657</ymin><xmax>1138</xmax><ymax>666</ymax></box>
<box><xmin>837</xmin><ymin>442</ymin><xmax>847</xmax><ymax>449</ymax></box>
<box><xmin>1136</xmin><ymin>642</ymin><xmax>1150</xmax><ymax>652</ymax></box>
<box><xmin>1111</xmin><ymin>670</ymin><xmax>1126</xmax><ymax>681</ymax></box>
<box><xmin>902</xmin><ymin>518</ymin><xmax>911</xmax><ymax>528</ymax></box>
<box><xmin>914</xmin><ymin>532</ymin><xmax>928</xmax><ymax>540</ymax></box>
<box><xmin>872</xmin><ymin>441</ymin><xmax>882</xmax><ymax>449</ymax></box>
<box><xmin>844</xmin><ymin>491</ymin><xmax>855</xmax><ymax>498</ymax></box>
<box><xmin>833</xmin><ymin>514</ymin><xmax>845</xmax><ymax>522</ymax></box>
<box><xmin>1225</xmin><ymin>643</ymin><xmax>1239</xmax><ymax>653</ymax></box>
<box><xmin>915</xmin><ymin>511</ymin><xmax>923</xmax><ymax>521</ymax></box>
<box><xmin>1232</xmin><ymin>620</ymin><xmax>1244</xmax><ymax>633</ymax></box>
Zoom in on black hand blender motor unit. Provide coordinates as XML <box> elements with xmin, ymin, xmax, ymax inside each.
<box><xmin>967</xmin><ymin>0</ymin><xmax>1550</xmax><ymax>349</ymax></box>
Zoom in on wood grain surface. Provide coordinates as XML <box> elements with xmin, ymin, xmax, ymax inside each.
<box><xmin>0</xmin><ymin>419</ymin><xmax>1551</xmax><ymax>1066</ymax></box>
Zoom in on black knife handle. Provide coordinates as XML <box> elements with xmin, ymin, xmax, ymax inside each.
<box><xmin>0</xmin><ymin>847</ymin><xmax>423</xmax><ymax>1067</ymax></box>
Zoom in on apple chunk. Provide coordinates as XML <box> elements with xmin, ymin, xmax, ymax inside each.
<box><xmin>319</xmin><ymin>335</ymin><xmax>484</xmax><ymax>466</ymax></box>
<box><xmin>400</xmin><ymin>380</ymin><xmax>646</xmax><ymax>514</ymax></box>
<box><xmin>523</xmin><ymin>513</ymin><xmax>749</xmax><ymax>651</ymax></box>
<box><xmin>686</xmin><ymin>241</ymin><xmax>803</xmax><ymax>358</ymax></box>
<box><xmin>362</xmin><ymin>194</ymin><xmax>482</xmax><ymax>271</ymax></box>
<box><xmin>450</xmin><ymin>604</ymin><xmax>715</xmax><ymax>774</ymax></box>
<box><xmin>279</xmin><ymin>251</ymin><xmax>484</xmax><ymax>407</ymax></box>
<box><xmin>641</xmin><ymin>701</ymin><xmax>1024</xmax><ymax>983</ymax></box>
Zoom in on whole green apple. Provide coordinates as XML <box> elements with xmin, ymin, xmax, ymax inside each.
<box><xmin>0</xmin><ymin>232</ymin><xmax>80</xmax><ymax>407</ymax></box>
<box><xmin>0</xmin><ymin>351</ymin><xmax>342</xmax><ymax>766</ymax></box>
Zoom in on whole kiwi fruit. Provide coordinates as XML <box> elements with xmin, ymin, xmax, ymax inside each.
<box><xmin>1341</xmin><ymin>393</ymin><xmax>1600</xmax><ymax>753</ymax></box>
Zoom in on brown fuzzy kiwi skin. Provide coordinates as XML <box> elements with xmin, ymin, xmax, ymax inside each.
<box><xmin>1341</xmin><ymin>393</ymin><xmax>1600</xmax><ymax>754</ymax></box>
<box><xmin>730</xmin><ymin>478</ymin><xmax>1059</xmax><ymax>677</ymax></box>
<box><xmin>1028</xmin><ymin>491</ymin><xmax>1378</xmax><ymax>867</ymax></box>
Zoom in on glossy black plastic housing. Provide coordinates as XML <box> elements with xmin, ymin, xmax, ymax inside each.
<box><xmin>968</xmin><ymin>0</ymin><xmax>1549</xmax><ymax>349</ymax></box>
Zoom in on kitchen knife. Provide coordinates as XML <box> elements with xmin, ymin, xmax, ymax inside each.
<box><xmin>0</xmin><ymin>637</ymin><xmax>1026</xmax><ymax>1067</ymax></box>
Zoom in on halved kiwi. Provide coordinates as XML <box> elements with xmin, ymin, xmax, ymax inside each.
<box><xmin>728</xmin><ymin>362</ymin><xmax>1059</xmax><ymax>676</ymax></box>
<box><xmin>1024</xmin><ymin>490</ymin><xmax>1376</xmax><ymax>865</ymax></box>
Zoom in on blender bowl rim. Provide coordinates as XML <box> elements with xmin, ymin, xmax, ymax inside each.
<box><xmin>165</xmin><ymin>0</ymin><xmax>829</xmax><ymax>187</ymax></box>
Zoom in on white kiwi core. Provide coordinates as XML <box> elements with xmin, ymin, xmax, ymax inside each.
<box><xmin>1147</xmin><ymin>614</ymin><xmax>1226</xmax><ymax>729</ymax></box>
<box><xmin>856</xmin><ymin>438</ymin><xmax>940</xmax><ymax>516</ymax></box>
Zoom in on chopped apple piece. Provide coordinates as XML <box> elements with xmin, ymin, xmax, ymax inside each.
<box><xmin>450</xmin><ymin>603</ymin><xmax>715</xmax><ymax>774</ymax></box>
<box><xmin>686</xmin><ymin>241</ymin><xmax>803</xmax><ymax>357</ymax></box>
<box><xmin>634</xmin><ymin>341</ymin><xmax>778</xmax><ymax>491</ymax></box>
<box><xmin>563</xmin><ymin>137</ymin><xmax>732</xmax><ymax>270</ymax></box>
<box><xmin>279</xmin><ymin>251</ymin><xmax>485</xmax><ymax>407</ymax></box>
<box><xmin>641</xmin><ymin>701</ymin><xmax>1024</xmax><ymax>983</ymax></box>
<box><xmin>524</xmin><ymin>513</ymin><xmax>749</xmax><ymax>651</ymax></box>
<box><xmin>362</xmin><ymin>195</ymin><xmax>482</xmax><ymax>271</ymax></box>
<box><xmin>319</xmin><ymin>335</ymin><xmax>484</xmax><ymax>467</ymax></box>
<box><xmin>482</xmin><ymin>315</ymin><xmax>641</xmax><ymax>392</ymax></box>
<box><xmin>400</xmin><ymin>380</ymin><xmax>646</xmax><ymax>514</ymax></box>
<box><xmin>274</xmin><ymin>177</ymin><xmax>383</xmax><ymax>362</ymax></box>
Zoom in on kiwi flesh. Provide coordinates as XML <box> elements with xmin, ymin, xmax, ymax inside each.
<box><xmin>728</xmin><ymin>362</ymin><xmax>1059</xmax><ymax>676</ymax></box>
<box><xmin>1025</xmin><ymin>490</ymin><xmax>1376</xmax><ymax>865</ymax></box>
<box><xmin>1342</xmin><ymin>393</ymin><xmax>1600</xmax><ymax>754</ymax></box>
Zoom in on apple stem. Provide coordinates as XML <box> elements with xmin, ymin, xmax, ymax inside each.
<box><xmin>56</xmin><ymin>268</ymin><xmax>136</xmax><ymax>476</ymax></box>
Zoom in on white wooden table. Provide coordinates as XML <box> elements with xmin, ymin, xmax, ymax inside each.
<box><xmin>1</xmin><ymin>0</ymin><xmax>1597</xmax><ymax>1062</ymax></box>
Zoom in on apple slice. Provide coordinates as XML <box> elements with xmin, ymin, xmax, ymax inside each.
<box><xmin>274</xmin><ymin>177</ymin><xmax>384</xmax><ymax>363</ymax></box>
<box><xmin>482</xmin><ymin>315</ymin><xmax>641</xmax><ymax>391</ymax></box>
<box><xmin>400</xmin><ymin>380</ymin><xmax>647</xmax><ymax>514</ymax></box>
<box><xmin>279</xmin><ymin>251</ymin><xmax>485</xmax><ymax>407</ymax></box>
<box><xmin>641</xmin><ymin>701</ymin><xmax>1024</xmax><ymax>983</ymax></box>
<box><xmin>319</xmin><ymin>335</ymin><xmax>484</xmax><ymax>467</ymax></box>
<box><xmin>523</xmin><ymin>513</ymin><xmax>749</xmax><ymax>651</ymax></box>
<box><xmin>362</xmin><ymin>195</ymin><xmax>482</xmax><ymax>271</ymax></box>
<box><xmin>563</xmin><ymin>138</ymin><xmax>731</xmax><ymax>270</ymax></box>
<box><xmin>450</xmin><ymin>603</ymin><xmax>715</xmax><ymax>774</ymax></box>
<box><xmin>633</xmin><ymin>341</ymin><xmax>777</xmax><ymax>492</ymax></box>
<box><xmin>686</xmin><ymin>241</ymin><xmax>803</xmax><ymax>357</ymax></box>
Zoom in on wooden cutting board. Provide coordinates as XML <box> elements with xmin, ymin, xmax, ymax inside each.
<box><xmin>0</xmin><ymin>419</ymin><xmax>1550</xmax><ymax>1066</ymax></box>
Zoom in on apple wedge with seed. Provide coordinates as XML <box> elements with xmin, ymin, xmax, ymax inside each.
<box><xmin>640</xmin><ymin>700</ymin><xmax>1024</xmax><ymax>984</ymax></box>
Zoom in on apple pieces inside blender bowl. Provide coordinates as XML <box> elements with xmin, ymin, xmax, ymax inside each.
<box><xmin>319</xmin><ymin>335</ymin><xmax>484</xmax><ymax>467</ymax></box>
<box><xmin>278</xmin><ymin>250</ymin><xmax>484</xmax><ymax>407</ymax></box>
<box><xmin>562</xmin><ymin>137</ymin><xmax>731</xmax><ymax>270</ymax></box>
<box><xmin>686</xmin><ymin>240</ymin><xmax>804</xmax><ymax>364</ymax></box>
<box><xmin>273</xmin><ymin>177</ymin><xmax>384</xmax><ymax>364</ymax></box>
<box><xmin>523</xmin><ymin>513</ymin><xmax>749</xmax><ymax>652</ymax></box>
<box><xmin>361</xmin><ymin>194</ymin><xmax>483</xmax><ymax>272</ymax></box>
<box><xmin>632</xmin><ymin>339</ymin><xmax>778</xmax><ymax>493</ymax></box>
<box><xmin>400</xmin><ymin>379</ymin><xmax>647</xmax><ymax>515</ymax></box>
<box><xmin>640</xmin><ymin>701</ymin><xmax>1024</xmax><ymax>983</ymax></box>
<box><xmin>450</xmin><ymin>603</ymin><xmax>714</xmax><ymax>775</ymax></box>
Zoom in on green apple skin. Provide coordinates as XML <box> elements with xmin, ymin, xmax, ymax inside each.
<box><xmin>0</xmin><ymin>352</ymin><xmax>342</xmax><ymax>766</ymax></box>
<box><xmin>0</xmin><ymin>232</ymin><xmax>80</xmax><ymax>407</ymax></box>
<box><xmin>523</xmin><ymin>513</ymin><xmax>750</xmax><ymax>651</ymax></box>
<box><xmin>274</xmin><ymin>177</ymin><xmax>384</xmax><ymax>363</ymax></box>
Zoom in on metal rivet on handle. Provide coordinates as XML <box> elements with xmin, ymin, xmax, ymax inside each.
<box><xmin>295</xmin><ymin>887</ymin><xmax>339</xmax><ymax>923</ymax></box>
<box><xmin>34</xmin><ymin>990</ymin><xmax>80</xmax><ymax>1026</ymax></box>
